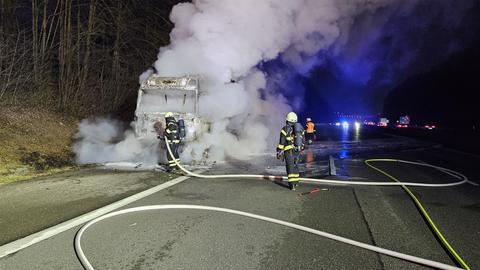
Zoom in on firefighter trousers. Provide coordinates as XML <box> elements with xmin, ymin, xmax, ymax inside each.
<box><xmin>284</xmin><ymin>150</ymin><xmax>299</xmax><ymax>189</ymax></box>
<box><xmin>305</xmin><ymin>132</ymin><xmax>314</xmax><ymax>143</ymax></box>
<box><xmin>166</xmin><ymin>142</ymin><xmax>180</xmax><ymax>170</ymax></box>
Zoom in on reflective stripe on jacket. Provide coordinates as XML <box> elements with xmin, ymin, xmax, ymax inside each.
<box><xmin>277</xmin><ymin>124</ymin><xmax>295</xmax><ymax>151</ymax></box>
<box><xmin>165</xmin><ymin>121</ymin><xmax>180</xmax><ymax>142</ymax></box>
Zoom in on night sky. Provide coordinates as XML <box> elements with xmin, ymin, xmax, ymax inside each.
<box><xmin>262</xmin><ymin>0</ymin><xmax>480</xmax><ymax>126</ymax></box>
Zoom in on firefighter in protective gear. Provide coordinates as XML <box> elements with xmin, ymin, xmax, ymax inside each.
<box><xmin>164</xmin><ymin>112</ymin><xmax>181</xmax><ymax>172</ymax></box>
<box><xmin>277</xmin><ymin>112</ymin><xmax>300</xmax><ymax>190</ymax></box>
<box><xmin>305</xmin><ymin>117</ymin><xmax>316</xmax><ymax>145</ymax></box>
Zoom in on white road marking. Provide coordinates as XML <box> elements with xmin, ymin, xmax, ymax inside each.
<box><xmin>0</xmin><ymin>171</ymin><xmax>202</xmax><ymax>258</ymax></box>
<box><xmin>329</xmin><ymin>155</ymin><xmax>337</xmax><ymax>176</ymax></box>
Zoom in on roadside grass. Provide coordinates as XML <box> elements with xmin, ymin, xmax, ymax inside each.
<box><xmin>0</xmin><ymin>106</ymin><xmax>80</xmax><ymax>185</ymax></box>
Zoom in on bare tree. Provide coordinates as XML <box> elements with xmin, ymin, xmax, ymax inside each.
<box><xmin>1</xmin><ymin>0</ymin><xmax>181</xmax><ymax>116</ymax></box>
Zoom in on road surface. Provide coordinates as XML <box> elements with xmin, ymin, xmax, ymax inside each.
<box><xmin>1</xmin><ymin>125</ymin><xmax>479</xmax><ymax>269</ymax></box>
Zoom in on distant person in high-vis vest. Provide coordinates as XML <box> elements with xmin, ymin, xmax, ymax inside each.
<box><xmin>305</xmin><ymin>118</ymin><xmax>316</xmax><ymax>145</ymax></box>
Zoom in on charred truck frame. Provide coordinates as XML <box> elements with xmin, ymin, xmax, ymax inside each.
<box><xmin>134</xmin><ymin>75</ymin><xmax>208</xmax><ymax>142</ymax></box>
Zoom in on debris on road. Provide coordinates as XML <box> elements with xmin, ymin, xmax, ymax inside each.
<box><xmin>298</xmin><ymin>187</ymin><xmax>329</xmax><ymax>196</ymax></box>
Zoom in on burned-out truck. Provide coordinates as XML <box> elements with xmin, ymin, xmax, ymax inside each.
<box><xmin>134</xmin><ymin>74</ymin><xmax>208</xmax><ymax>141</ymax></box>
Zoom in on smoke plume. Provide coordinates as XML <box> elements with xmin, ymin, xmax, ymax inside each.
<box><xmin>73</xmin><ymin>0</ymin><xmax>397</xmax><ymax>164</ymax></box>
<box><xmin>73</xmin><ymin>119</ymin><xmax>158</xmax><ymax>164</ymax></box>
<box><xmin>145</xmin><ymin>0</ymin><xmax>396</xmax><ymax>162</ymax></box>
<box><xmin>74</xmin><ymin>0</ymin><xmax>477</xmax><ymax>164</ymax></box>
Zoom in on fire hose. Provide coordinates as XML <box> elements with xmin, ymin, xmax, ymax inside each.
<box><xmin>73</xmin><ymin>138</ymin><xmax>472</xmax><ymax>270</ymax></box>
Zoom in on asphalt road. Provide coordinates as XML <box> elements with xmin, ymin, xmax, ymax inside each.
<box><xmin>0</xmin><ymin>168</ymin><xmax>177</xmax><ymax>245</ymax></box>
<box><xmin>1</xmin><ymin>125</ymin><xmax>479</xmax><ymax>270</ymax></box>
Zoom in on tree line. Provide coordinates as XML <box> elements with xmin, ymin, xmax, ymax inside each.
<box><xmin>0</xmin><ymin>0</ymin><xmax>183</xmax><ymax>116</ymax></box>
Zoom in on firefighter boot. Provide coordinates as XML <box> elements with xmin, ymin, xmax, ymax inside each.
<box><xmin>289</xmin><ymin>182</ymin><xmax>295</xmax><ymax>191</ymax></box>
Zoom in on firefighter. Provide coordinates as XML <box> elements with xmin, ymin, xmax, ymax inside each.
<box><xmin>277</xmin><ymin>112</ymin><xmax>301</xmax><ymax>190</ymax></box>
<box><xmin>305</xmin><ymin>117</ymin><xmax>316</xmax><ymax>145</ymax></box>
<box><xmin>163</xmin><ymin>112</ymin><xmax>181</xmax><ymax>172</ymax></box>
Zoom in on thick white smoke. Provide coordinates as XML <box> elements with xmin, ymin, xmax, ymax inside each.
<box><xmin>75</xmin><ymin>0</ymin><xmax>398</xmax><ymax>164</ymax></box>
<box><xmin>150</xmin><ymin>0</ymin><xmax>396</xmax><ymax>161</ymax></box>
<box><xmin>73</xmin><ymin>119</ymin><xmax>159</xmax><ymax>164</ymax></box>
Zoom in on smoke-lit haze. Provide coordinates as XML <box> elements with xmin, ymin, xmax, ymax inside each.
<box><xmin>273</xmin><ymin>0</ymin><xmax>480</xmax><ymax>118</ymax></box>
<box><xmin>74</xmin><ymin>0</ymin><xmax>478</xmax><ymax>164</ymax></box>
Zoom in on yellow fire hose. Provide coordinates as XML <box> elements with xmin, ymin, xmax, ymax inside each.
<box><xmin>365</xmin><ymin>159</ymin><xmax>471</xmax><ymax>270</ymax></box>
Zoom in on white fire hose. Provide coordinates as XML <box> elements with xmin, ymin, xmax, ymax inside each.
<box><xmin>165</xmin><ymin>138</ymin><xmax>469</xmax><ymax>188</ymax></box>
<box><xmin>73</xmin><ymin>138</ymin><xmax>471</xmax><ymax>270</ymax></box>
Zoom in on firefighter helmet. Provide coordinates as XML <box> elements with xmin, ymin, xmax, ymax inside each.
<box><xmin>165</xmin><ymin>112</ymin><xmax>174</xmax><ymax>118</ymax></box>
<box><xmin>286</xmin><ymin>112</ymin><xmax>298</xmax><ymax>123</ymax></box>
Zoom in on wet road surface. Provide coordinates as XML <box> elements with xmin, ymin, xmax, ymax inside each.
<box><xmin>1</xmin><ymin>125</ymin><xmax>479</xmax><ymax>270</ymax></box>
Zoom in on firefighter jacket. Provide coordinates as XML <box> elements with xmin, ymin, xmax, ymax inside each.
<box><xmin>277</xmin><ymin>124</ymin><xmax>295</xmax><ymax>152</ymax></box>
<box><xmin>165</xmin><ymin>118</ymin><xmax>181</xmax><ymax>144</ymax></box>
<box><xmin>306</xmin><ymin>121</ymin><xmax>315</xmax><ymax>133</ymax></box>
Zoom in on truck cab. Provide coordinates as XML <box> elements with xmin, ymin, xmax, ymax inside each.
<box><xmin>134</xmin><ymin>75</ymin><xmax>209</xmax><ymax>141</ymax></box>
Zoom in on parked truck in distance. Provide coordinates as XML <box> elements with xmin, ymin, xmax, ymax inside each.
<box><xmin>378</xmin><ymin>117</ymin><xmax>390</xmax><ymax>127</ymax></box>
<box><xmin>396</xmin><ymin>115</ymin><xmax>410</xmax><ymax>128</ymax></box>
